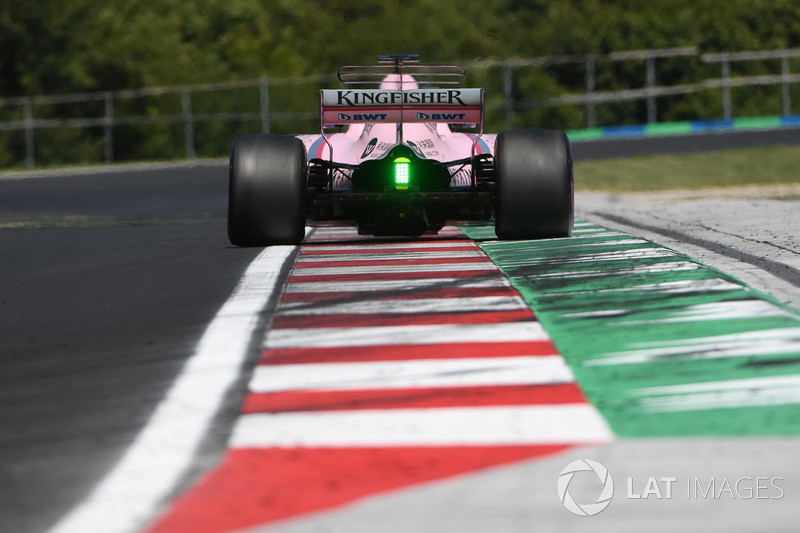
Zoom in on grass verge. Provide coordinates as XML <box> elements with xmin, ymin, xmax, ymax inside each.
<box><xmin>575</xmin><ymin>144</ymin><xmax>800</xmax><ymax>192</ymax></box>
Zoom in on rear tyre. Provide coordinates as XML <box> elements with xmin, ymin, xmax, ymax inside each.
<box><xmin>494</xmin><ymin>129</ymin><xmax>574</xmax><ymax>239</ymax></box>
<box><xmin>227</xmin><ymin>134</ymin><xmax>307</xmax><ymax>246</ymax></box>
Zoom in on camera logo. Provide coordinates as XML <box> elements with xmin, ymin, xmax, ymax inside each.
<box><xmin>557</xmin><ymin>459</ymin><xmax>614</xmax><ymax>517</ymax></box>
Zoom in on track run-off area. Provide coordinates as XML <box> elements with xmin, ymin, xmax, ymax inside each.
<box><xmin>1</xmin><ymin>132</ymin><xmax>799</xmax><ymax>533</ymax></box>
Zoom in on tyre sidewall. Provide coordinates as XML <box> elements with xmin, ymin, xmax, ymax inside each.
<box><xmin>495</xmin><ymin>128</ymin><xmax>574</xmax><ymax>239</ymax></box>
<box><xmin>228</xmin><ymin>134</ymin><xmax>307</xmax><ymax>246</ymax></box>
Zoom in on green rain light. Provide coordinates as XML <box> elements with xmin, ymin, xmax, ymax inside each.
<box><xmin>394</xmin><ymin>157</ymin><xmax>411</xmax><ymax>189</ymax></box>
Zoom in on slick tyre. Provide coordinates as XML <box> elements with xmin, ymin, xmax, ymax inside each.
<box><xmin>227</xmin><ymin>134</ymin><xmax>307</xmax><ymax>246</ymax></box>
<box><xmin>494</xmin><ymin>129</ymin><xmax>574</xmax><ymax>239</ymax></box>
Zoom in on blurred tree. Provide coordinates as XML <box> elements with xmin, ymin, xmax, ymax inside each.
<box><xmin>2</xmin><ymin>0</ymin><xmax>800</xmax><ymax>166</ymax></box>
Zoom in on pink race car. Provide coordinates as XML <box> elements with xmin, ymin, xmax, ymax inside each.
<box><xmin>228</xmin><ymin>54</ymin><xmax>573</xmax><ymax>246</ymax></box>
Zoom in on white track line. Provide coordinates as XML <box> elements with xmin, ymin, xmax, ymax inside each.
<box><xmin>290</xmin><ymin>262</ymin><xmax>496</xmax><ymax>275</ymax></box>
<box><xmin>249</xmin><ymin>356</ymin><xmax>572</xmax><ymax>393</ymax></box>
<box><xmin>282</xmin><ymin>277</ymin><xmax>511</xmax><ymax>293</ymax></box>
<box><xmin>230</xmin><ymin>404</ymin><xmax>613</xmax><ymax>447</ymax></box>
<box><xmin>47</xmin><ymin>245</ymin><xmax>298</xmax><ymax>533</ymax></box>
<box><xmin>277</xmin><ymin>296</ymin><xmax>527</xmax><ymax>315</ymax></box>
<box><xmin>299</xmin><ymin>242</ymin><xmax>473</xmax><ymax>252</ymax></box>
<box><xmin>589</xmin><ymin>326</ymin><xmax>800</xmax><ymax>365</ymax></box>
<box><xmin>632</xmin><ymin>374</ymin><xmax>800</xmax><ymax>411</ymax></box>
<box><xmin>296</xmin><ymin>251</ymin><xmax>488</xmax><ymax>261</ymax></box>
<box><xmin>264</xmin><ymin>321</ymin><xmax>549</xmax><ymax>348</ymax></box>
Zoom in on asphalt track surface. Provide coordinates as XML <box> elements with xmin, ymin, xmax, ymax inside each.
<box><xmin>0</xmin><ymin>129</ymin><xmax>798</xmax><ymax>532</ymax></box>
<box><xmin>0</xmin><ymin>164</ymin><xmax>261</xmax><ymax>532</ymax></box>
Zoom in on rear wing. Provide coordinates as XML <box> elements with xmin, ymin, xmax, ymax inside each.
<box><xmin>317</xmin><ymin>55</ymin><xmax>486</xmax><ymax>171</ymax></box>
<box><xmin>320</xmin><ymin>88</ymin><xmax>484</xmax><ymax>126</ymax></box>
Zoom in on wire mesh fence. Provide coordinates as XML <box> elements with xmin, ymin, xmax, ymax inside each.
<box><xmin>2</xmin><ymin>47</ymin><xmax>800</xmax><ymax>169</ymax></box>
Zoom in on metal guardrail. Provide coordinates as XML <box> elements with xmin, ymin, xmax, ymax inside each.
<box><xmin>2</xmin><ymin>47</ymin><xmax>800</xmax><ymax>168</ymax></box>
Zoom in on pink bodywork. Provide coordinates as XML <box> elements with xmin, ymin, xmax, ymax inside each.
<box><xmin>296</xmin><ymin>74</ymin><xmax>496</xmax><ymax>188</ymax></box>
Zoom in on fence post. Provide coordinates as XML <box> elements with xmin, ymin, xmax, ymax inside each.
<box><xmin>502</xmin><ymin>63</ymin><xmax>514</xmax><ymax>130</ymax></box>
<box><xmin>104</xmin><ymin>92</ymin><xmax>114</xmax><ymax>163</ymax></box>
<box><xmin>23</xmin><ymin>98</ymin><xmax>35</xmax><ymax>168</ymax></box>
<box><xmin>646</xmin><ymin>54</ymin><xmax>656</xmax><ymax>123</ymax></box>
<box><xmin>781</xmin><ymin>52</ymin><xmax>791</xmax><ymax>116</ymax></box>
<box><xmin>721</xmin><ymin>52</ymin><xmax>732</xmax><ymax>120</ymax></box>
<box><xmin>260</xmin><ymin>75</ymin><xmax>270</xmax><ymax>134</ymax></box>
<box><xmin>181</xmin><ymin>89</ymin><xmax>195</xmax><ymax>159</ymax></box>
<box><xmin>585</xmin><ymin>55</ymin><xmax>596</xmax><ymax>128</ymax></box>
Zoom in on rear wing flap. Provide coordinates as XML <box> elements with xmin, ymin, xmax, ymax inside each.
<box><xmin>320</xmin><ymin>88</ymin><xmax>484</xmax><ymax>127</ymax></box>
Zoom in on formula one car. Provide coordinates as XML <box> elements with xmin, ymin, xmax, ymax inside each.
<box><xmin>228</xmin><ymin>54</ymin><xmax>573</xmax><ymax>246</ymax></box>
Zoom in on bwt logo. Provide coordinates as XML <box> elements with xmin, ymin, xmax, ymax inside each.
<box><xmin>416</xmin><ymin>111</ymin><xmax>467</xmax><ymax>121</ymax></box>
<box><xmin>337</xmin><ymin>112</ymin><xmax>388</xmax><ymax>121</ymax></box>
<box><xmin>557</xmin><ymin>459</ymin><xmax>614</xmax><ymax>517</ymax></box>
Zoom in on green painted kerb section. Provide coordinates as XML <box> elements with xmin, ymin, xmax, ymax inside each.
<box><xmin>461</xmin><ymin>222</ymin><xmax>800</xmax><ymax>438</ymax></box>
